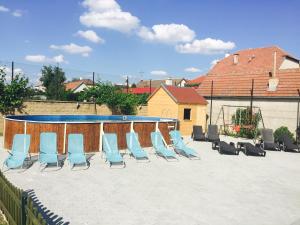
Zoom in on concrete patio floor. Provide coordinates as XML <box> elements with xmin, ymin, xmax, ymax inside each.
<box><xmin>1</xmin><ymin>135</ymin><xmax>300</xmax><ymax>225</ymax></box>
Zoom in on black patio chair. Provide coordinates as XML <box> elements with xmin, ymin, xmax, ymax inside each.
<box><xmin>278</xmin><ymin>134</ymin><xmax>300</xmax><ymax>152</ymax></box>
<box><xmin>207</xmin><ymin>125</ymin><xmax>220</xmax><ymax>142</ymax></box>
<box><xmin>217</xmin><ymin>141</ymin><xmax>239</xmax><ymax>155</ymax></box>
<box><xmin>260</xmin><ymin>128</ymin><xmax>280</xmax><ymax>151</ymax></box>
<box><xmin>191</xmin><ymin>125</ymin><xmax>206</xmax><ymax>141</ymax></box>
<box><xmin>237</xmin><ymin>142</ymin><xmax>266</xmax><ymax>156</ymax></box>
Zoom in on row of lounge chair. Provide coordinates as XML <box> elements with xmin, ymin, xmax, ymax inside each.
<box><xmin>192</xmin><ymin>125</ymin><xmax>299</xmax><ymax>156</ymax></box>
<box><xmin>2</xmin><ymin>130</ymin><xmax>199</xmax><ymax>171</ymax></box>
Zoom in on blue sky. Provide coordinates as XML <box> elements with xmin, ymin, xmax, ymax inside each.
<box><xmin>0</xmin><ymin>0</ymin><xmax>300</xmax><ymax>84</ymax></box>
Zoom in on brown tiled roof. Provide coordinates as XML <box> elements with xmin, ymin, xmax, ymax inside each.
<box><xmin>137</xmin><ymin>78</ymin><xmax>186</xmax><ymax>88</ymax></box>
<box><xmin>197</xmin><ymin>69</ymin><xmax>300</xmax><ymax>97</ymax></box>
<box><xmin>149</xmin><ymin>85</ymin><xmax>207</xmax><ymax>105</ymax></box>
<box><xmin>209</xmin><ymin>46</ymin><xmax>295</xmax><ymax>75</ymax></box>
<box><xmin>196</xmin><ymin>46</ymin><xmax>300</xmax><ymax>97</ymax></box>
<box><xmin>187</xmin><ymin>75</ymin><xmax>207</xmax><ymax>85</ymax></box>
<box><xmin>65</xmin><ymin>79</ymin><xmax>93</xmax><ymax>91</ymax></box>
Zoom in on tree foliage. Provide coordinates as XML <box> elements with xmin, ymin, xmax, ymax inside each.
<box><xmin>40</xmin><ymin>65</ymin><xmax>66</xmax><ymax>100</ymax></box>
<box><xmin>80</xmin><ymin>82</ymin><xmax>147</xmax><ymax>115</ymax></box>
<box><xmin>0</xmin><ymin>68</ymin><xmax>30</xmax><ymax>115</ymax></box>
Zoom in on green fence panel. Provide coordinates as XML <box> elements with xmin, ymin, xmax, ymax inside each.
<box><xmin>0</xmin><ymin>170</ymin><xmax>47</xmax><ymax>225</ymax></box>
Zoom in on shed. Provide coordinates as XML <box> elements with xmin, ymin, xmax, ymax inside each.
<box><xmin>147</xmin><ymin>84</ymin><xmax>208</xmax><ymax>135</ymax></box>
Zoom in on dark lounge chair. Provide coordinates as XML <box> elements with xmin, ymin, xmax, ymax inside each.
<box><xmin>217</xmin><ymin>141</ymin><xmax>239</xmax><ymax>155</ymax></box>
<box><xmin>237</xmin><ymin>142</ymin><xmax>266</xmax><ymax>156</ymax></box>
<box><xmin>191</xmin><ymin>125</ymin><xmax>206</xmax><ymax>141</ymax></box>
<box><xmin>207</xmin><ymin>125</ymin><xmax>220</xmax><ymax>142</ymax></box>
<box><xmin>278</xmin><ymin>134</ymin><xmax>300</xmax><ymax>152</ymax></box>
<box><xmin>261</xmin><ymin>128</ymin><xmax>280</xmax><ymax>151</ymax></box>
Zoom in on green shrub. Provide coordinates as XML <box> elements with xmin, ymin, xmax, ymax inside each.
<box><xmin>274</xmin><ymin>126</ymin><xmax>294</xmax><ymax>142</ymax></box>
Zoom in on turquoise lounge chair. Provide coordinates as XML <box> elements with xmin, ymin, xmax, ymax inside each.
<box><xmin>39</xmin><ymin>132</ymin><xmax>59</xmax><ymax>170</ymax></box>
<box><xmin>126</xmin><ymin>132</ymin><xmax>149</xmax><ymax>162</ymax></box>
<box><xmin>169</xmin><ymin>130</ymin><xmax>200</xmax><ymax>159</ymax></box>
<box><xmin>67</xmin><ymin>134</ymin><xmax>88</xmax><ymax>169</ymax></box>
<box><xmin>150</xmin><ymin>132</ymin><xmax>177</xmax><ymax>161</ymax></box>
<box><xmin>3</xmin><ymin>134</ymin><xmax>31</xmax><ymax>170</ymax></box>
<box><xmin>103</xmin><ymin>133</ymin><xmax>125</xmax><ymax>168</ymax></box>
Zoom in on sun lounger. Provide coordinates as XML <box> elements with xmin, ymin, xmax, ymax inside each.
<box><xmin>191</xmin><ymin>125</ymin><xmax>206</xmax><ymax>141</ymax></box>
<box><xmin>261</xmin><ymin>128</ymin><xmax>280</xmax><ymax>151</ymax></box>
<box><xmin>39</xmin><ymin>132</ymin><xmax>59</xmax><ymax>170</ymax></box>
<box><xmin>278</xmin><ymin>134</ymin><xmax>300</xmax><ymax>152</ymax></box>
<box><xmin>150</xmin><ymin>132</ymin><xmax>177</xmax><ymax>161</ymax></box>
<box><xmin>207</xmin><ymin>125</ymin><xmax>220</xmax><ymax>142</ymax></box>
<box><xmin>237</xmin><ymin>142</ymin><xmax>266</xmax><ymax>156</ymax></box>
<box><xmin>217</xmin><ymin>141</ymin><xmax>239</xmax><ymax>155</ymax></box>
<box><xmin>67</xmin><ymin>134</ymin><xmax>88</xmax><ymax>168</ymax></box>
<box><xmin>126</xmin><ymin>132</ymin><xmax>149</xmax><ymax>161</ymax></box>
<box><xmin>103</xmin><ymin>133</ymin><xmax>126</xmax><ymax>167</ymax></box>
<box><xmin>170</xmin><ymin>130</ymin><xmax>199</xmax><ymax>159</ymax></box>
<box><xmin>3</xmin><ymin>134</ymin><xmax>31</xmax><ymax>170</ymax></box>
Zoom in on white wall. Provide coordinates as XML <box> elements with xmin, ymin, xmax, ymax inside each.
<box><xmin>206</xmin><ymin>98</ymin><xmax>298</xmax><ymax>134</ymax></box>
<box><xmin>279</xmin><ymin>58</ymin><xmax>300</xmax><ymax>69</ymax></box>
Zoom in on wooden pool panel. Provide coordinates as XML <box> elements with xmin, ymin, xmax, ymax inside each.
<box><xmin>4</xmin><ymin>119</ymin><xmax>176</xmax><ymax>153</ymax></box>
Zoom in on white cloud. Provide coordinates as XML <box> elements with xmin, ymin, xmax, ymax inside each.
<box><xmin>52</xmin><ymin>54</ymin><xmax>66</xmax><ymax>63</ymax></box>
<box><xmin>80</xmin><ymin>0</ymin><xmax>140</xmax><ymax>33</ymax></box>
<box><xmin>138</xmin><ymin>24</ymin><xmax>195</xmax><ymax>44</ymax></box>
<box><xmin>25</xmin><ymin>54</ymin><xmax>67</xmax><ymax>63</ymax></box>
<box><xmin>150</xmin><ymin>70</ymin><xmax>168</xmax><ymax>76</ymax></box>
<box><xmin>50</xmin><ymin>43</ymin><xmax>92</xmax><ymax>57</ymax></box>
<box><xmin>12</xmin><ymin>10</ymin><xmax>23</xmax><ymax>17</ymax></box>
<box><xmin>76</xmin><ymin>30</ymin><xmax>104</xmax><ymax>43</ymax></box>
<box><xmin>0</xmin><ymin>5</ymin><xmax>9</xmax><ymax>12</ymax></box>
<box><xmin>82</xmin><ymin>0</ymin><xmax>121</xmax><ymax>12</ymax></box>
<box><xmin>176</xmin><ymin>38</ymin><xmax>235</xmax><ymax>54</ymax></box>
<box><xmin>184</xmin><ymin>67</ymin><xmax>201</xmax><ymax>73</ymax></box>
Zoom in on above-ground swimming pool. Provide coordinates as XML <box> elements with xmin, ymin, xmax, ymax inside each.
<box><xmin>3</xmin><ymin>115</ymin><xmax>177</xmax><ymax>153</ymax></box>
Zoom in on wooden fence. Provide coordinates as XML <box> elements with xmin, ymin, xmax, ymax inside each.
<box><xmin>0</xmin><ymin>170</ymin><xmax>47</xmax><ymax>225</ymax></box>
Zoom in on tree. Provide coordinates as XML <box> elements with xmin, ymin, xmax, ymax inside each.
<box><xmin>80</xmin><ymin>82</ymin><xmax>143</xmax><ymax>115</ymax></box>
<box><xmin>40</xmin><ymin>65</ymin><xmax>66</xmax><ymax>100</ymax></box>
<box><xmin>0</xmin><ymin>68</ymin><xmax>30</xmax><ymax>115</ymax></box>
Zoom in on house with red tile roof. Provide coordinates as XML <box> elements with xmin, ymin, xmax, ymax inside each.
<box><xmin>193</xmin><ymin>46</ymin><xmax>300</xmax><ymax>133</ymax></box>
<box><xmin>125</xmin><ymin>87</ymin><xmax>156</xmax><ymax>94</ymax></box>
<box><xmin>147</xmin><ymin>84</ymin><xmax>207</xmax><ymax>135</ymax></box>
<box><xmin>186</xmin><ymin>75</ymin><xmax>206</xmax><ymax>87</ymax></box>
<box><xmin>65</xmin><ymin>79</ymin><xmax>93</xmax><ymax>93</ymax></box>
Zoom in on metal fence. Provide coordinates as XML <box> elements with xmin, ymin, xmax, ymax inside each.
<box><xmin>0</xmin><ymin>170</ymin><xmax>47</xmax><ymax>225</ymax></box>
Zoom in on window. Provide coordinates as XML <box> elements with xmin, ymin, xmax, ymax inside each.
<box><xmin>183</xmin><ymin>108</ymin><xmax>191</xmax><ymax>120</ymax></box>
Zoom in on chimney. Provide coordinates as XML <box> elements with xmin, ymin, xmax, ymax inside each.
<box><xmin>268</xmin><ymin>51</ymin><xmax>279</xmax><ymax>91</ymax></box>
<box><xmin>273</xmin><ymin>51</ymin><xmax>277</xmax><ymax>77</ymax></box>
<box><xmin>233</xmin><ymin>54</ymin><xmax>239</xmax><ymax>65</ymax></box>
<box><xmin>165</xmin><ymin>77</ymin><xmax>172</xmax><ymax>86</ymax></box>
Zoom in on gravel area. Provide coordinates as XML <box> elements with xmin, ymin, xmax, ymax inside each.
<box><xmin>1</xmin><ymin>135</ymin><xmax>300</xmax><ymax>225</ymax></box>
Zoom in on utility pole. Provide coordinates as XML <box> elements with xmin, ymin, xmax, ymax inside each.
<box><xmin>11</xmin><ymin>61</ymin><xmax>14</xmax><ymax>81</ymax></box>
<box><xmin>126</xmin><ymin>76</ymin><xmax>129</xmax><ymax>93</ymax></box>
<box><xmin>209</xmin><ymin>80</ymin><xmax>214</xmax><ymax>125</ymax></box>
<box><xmin>249</xmin><ymin>79</ymin><xmax>254</xmax><ymax>125</ymax></box>
<box><xmin>93</xmin><ymin>72</ymin><xmax>96</xmax><ymax>114</ymax></box>
<box><xmin>149</xmin><ymin>79</ymin><xmax>152</xmax><ymax>94</ymax></box>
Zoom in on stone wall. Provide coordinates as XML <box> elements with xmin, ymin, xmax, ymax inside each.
<box><xmin>0</xmin><ymin>101</ymin><xmax>148</xmax><ymax>133</ymax></box>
